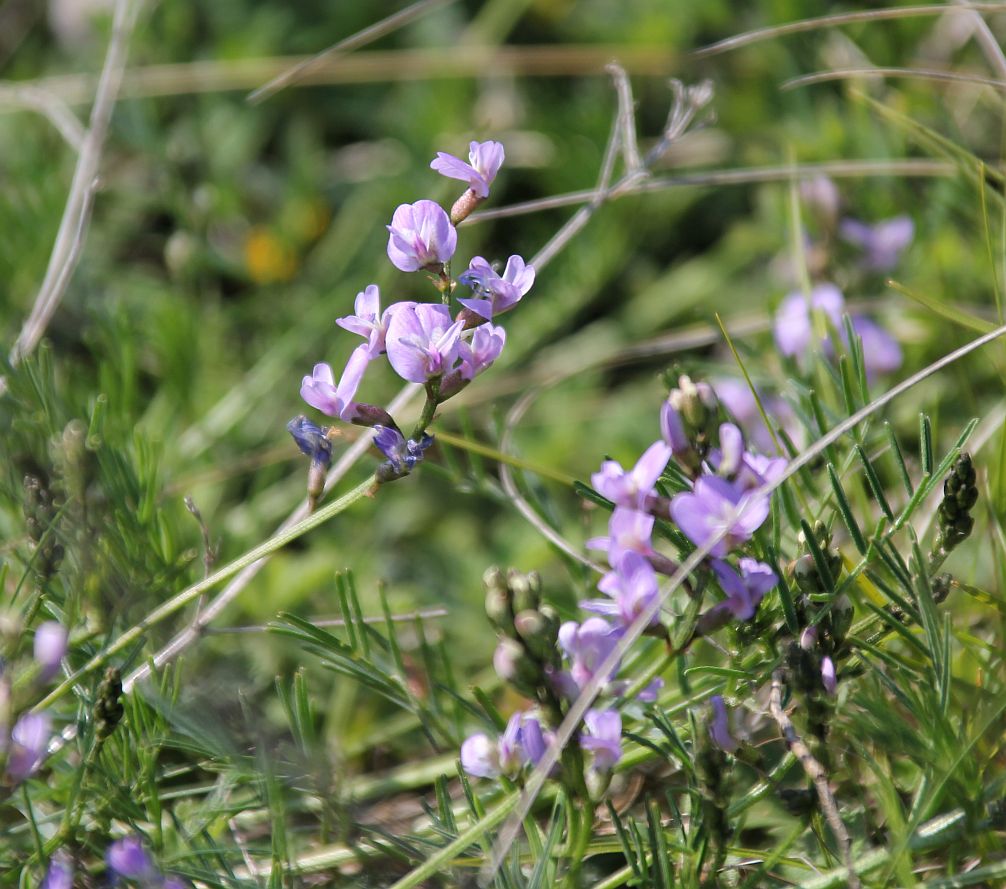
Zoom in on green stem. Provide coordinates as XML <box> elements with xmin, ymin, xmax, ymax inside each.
<box><xmin>411</xmin><ymin>387</ymin><xmax>440</xmax><ymax>441</ymax></box>
<box><xmin>34</xmin><ymin>475</ymin><xmax>376</xmax><ymax>711</ymax></box>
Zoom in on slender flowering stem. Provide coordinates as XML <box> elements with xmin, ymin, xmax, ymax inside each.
<box><xmin>33</xmin><ymin>475</ymin><xmax>376</xmax><ymax>711</ymax></box>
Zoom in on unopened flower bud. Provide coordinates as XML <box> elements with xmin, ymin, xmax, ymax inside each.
<box><xmin>94</xmin><ymin>667</ymin><xmax>124</xmax><ymax>740</ymax></box>
<box><xmin>483</xmin><ymin>567</ymin><xmax>514</xmax><ymax>633</ymax></box>
<box><xmin>492</xmin><ymin>638</ymin><xmax>539</xmax><ymax>692</ymax></box>
<box><xmin>513</xmin><ymin>609</ymin><xmax>557</xmax><ymax>661</ymax></box>
<box><xmin>508</xmin><ymin>569</ymin><xmax>541</xmax><ymax>613</ymax></box>
<box><xmin>799</xmin><ymin>625</ymin><xmax>818</xmax><ymax>650</ymax></box>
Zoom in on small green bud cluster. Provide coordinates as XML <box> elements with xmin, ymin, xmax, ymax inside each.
<box><xmin>484</xmin><ymin>567</ymin><xmax>560</xmax><ymax>703</ymax></box>
<box><xmin>935</xmin><ymin>453</ymin><xmax>977</xmax><ymax>556</ymax></box>
<box><xmin>94</xmin><ymin>668</ymin><xmax>124</xmax><ymax>741</ymax></box>
<box><xmin>23</xmin><ymin>475</ymin><xmax>64</xmax><ymax>583</ymax></box>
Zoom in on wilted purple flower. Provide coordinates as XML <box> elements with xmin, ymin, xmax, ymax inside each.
<box><xmin>709</xmin><ymin>695</ymin><xmax>738</xmax><ymax>753</ymax></box>
<box><xmin>373</xmin><ymin>425</ymin><xmax>434</xmax><ymax>476</ymax></box>
<box><xmin>839</xmin><ymin>215</ymin><xmax>914</xmax><ymax>270</ymax></box>
<box><xmin>431</xmin><ymin>140</ymin><xmax>505</xmax><ymax>199</ymax></box>
<box><xmin>6</xmin><ymin>713</ymin><xmax>50</xmax><ymax>782</ymax></box>
<box><xmin>300</xmin><ymin>346</ymin><xmax>369</xmax><ymax>420</ymax></box>
<box><xmin>583</xmin><ymin>551</ymin><xmax>661</xmax><ymax>627</ymax></box>
<box><xmin>106</xmin><ymin>837</ymin><xmax>155</xmax><ymax>881</ymax></box>
<box><xmin>458</xmin><ymin>322</ymin><xmax>506</xmax><ymax>380</ymax></box>
<box><xmin>40</xmin><ymin>855</ymin><xmax>73</xmax><ymax>889</ymax></box>
<box><xmin>851</xmin><ymin>315</ymin><xmax>902</xmax><ymax>379</ymax></box>
<box><xmin>586</xmin><ymin>507</ymin><xmax>655</xmax><ymax>564</ymax></box>
<box><xmin>774</xmin><ymin>283</ymin><xmax>845</xmax><ymax>359</ymax></box>
<box><xmin>385</xmin><ymin>302</ymin><xmax>464</xmax><ymax>383</ymax></box>
<box><xmin>386</xmin><ymin>200</ymin><xmax>457</xmax><ymax>272</ymax></box>
<box><xmin>336</xmin><ymin>284</ymin><xmax>392</xmax><ymax>357</ymax></box>
<box><xmin>458</xmin><ymin>255</ymin><xmax>535</xmax><ymax>320</ymax></box>
<box><xmin>558</xmin><ymin>617</ymin><xmax>622</xmax><ymax>691</ymax></box>
<box><xmin>821</xmin><ymin>656</ymin><xmax>837</xmax><ymax>695</ymax></box>
<box><xmin>591</xmin><ymin>441</ymin><xmax>672</xmax><ymax>511</ymax></box>
<box><xmin>34</xmin><ymin>621</ymin><xmax>68</xmax><ymax>682</ymax></box>
<box><xmin>580</xmin><ymin>708</ymin><xmax>622</xmax><ymax>771</ymax></box>
<box><xmin>287</xmin><ymin>416</ymin><xmax>332</xmax><ymax>465</ymax></box>
<box><xmin>671</xmin><ymin>476</ymin><xmax>770</xmax><ymax>557</ymax></box>
<box><xmin>711</xmin><ymin>557</ymin><xmax>777</xmax><ymax>620</ymax></box>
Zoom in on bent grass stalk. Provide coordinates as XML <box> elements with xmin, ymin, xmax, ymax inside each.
<box><xmin>34</xmin><ymin>474</ymin><xmax>376</xmax><ymax>712</ymax></box>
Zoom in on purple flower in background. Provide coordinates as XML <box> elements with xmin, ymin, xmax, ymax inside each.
<box><xmin>300</xmin><ymin>346</ymin><xmax>369</xmax><ymax>420</ymax></box>
<box><xmin>580</xmin><ymin>708</ymin><xmax>622</xmax><ymax>771</ymax></box>
<box><xmin>558</xmin><ymin>617</ymin><xmax>622</xmax><ymax>691</ymax></box>
<box><xmin>711</xmin><ymin>557</ymin><xmax>777</xmax><ymax>620</ymax></box>
<box><xmin>839</xmin><ymin>215</ymin><xmax>914</xmax><ymax>270</ymax></box>
<box><xmin>373</xmin><ymin>425</ymin><xmax>433</xmax><ymax>475</ymax></box>
<box><xmin>822</xmin><ymin>656</ymin><xmax>837</xmax><ymax>695</ymax></box>
<box><xmin>851</xmin><ymin>315</ymin><xmax>902</xmax><ymax>379</ymax></box>
<box><xmin>385</xmin><ymin>302</ymin><xmax>464</xmax><ymax>383</ymax></box>
<box><xmin>799</xmin><ymin>175</ymin><xmax>840</xmax><ymax>223</ymax></box>
<box><xmin>336</xmin><ymin>284</ymin><xmax>392</xmax><ymax>357</ymax></box>
<box><xmin>458</xmin><ymin>255</ymin><xmax>535</xmax><ymax>320</ymax></box>
<box><xmin>106</xmin><ymin>837</ymin><xmax>155</xmax><ymax>881</ymax></box>
<box><xmin>774</xmin><ymin>283</ymin><xmax>845</xmax><ymax>359</ymax></box>
<box><xmin>671</xmin><ymin>476</ymin><xmax>770</xmax><ymax>556</ymax></box>
<box><xmin>638</xmin><ymin>677</ymin><xmax>664</xmax><ymax>703</ymax></box>
<box><xmin>386</xmin><ymin>200</ymin><xmax>457</xmax><ymax>272</ymax></box>
<box><xmin>458</xmin><ymin>322</ymin><xmax>506</xmax><ymax>380</ymax></box>
<box><xmin>709</xmin><ymin>695</ymin><xmax>738</xmax><ymax>753</ymax></box>
<box><xmin>587</xmin><ymin>507</ymin><xmax>655</xmax><ymax>564</ymax></box>
<box><xmin>591</xmin><ymin>441</ymin><xmax>672</xmax><ymax>510</ymax></box>
<box><xmin>735</xmin><ymin>452</ymin><xmax>788</xmax><ymax>493</ymax></box>
<box><xmin>6</xmin><ymin>713</ymin><xmax>50</xmax><ymax>782</ymax></box>
<box><xmin>34</xmin><ymin>621</ymin><xmax>68</xmax><ymax>682</ymax></box>
<box><xmin>431</xmin><ymin>140</ymin><xmax>505</xmax><ymax>198</ymax></box>
<box><xmin>713</xmin><ymin>378</ymin><xmax>803</xmax><ymax>454</ymax></box>
<box><xmin>583</xmin><ymin>551</ymin><xmax>661</xmax><ymax>627</ymax></box>
<box><xmin>40</xmin><ymin>855</ymin><xmax>73</xmax><ymax>889</ymax></box>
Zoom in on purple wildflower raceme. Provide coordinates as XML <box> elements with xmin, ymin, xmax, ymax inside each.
<box><xmin>34</xmin><ymin>621</ymin><xmax>68</xmax><ymax>682</ymax></box>
<box><xmin>458</xmin><ymin>255</ymin><xmax>535</xmax><ymax>320</ymax></box>
<box><xmin>671</xmin><ymin>475</ymin><xmax>770</xmax><ymax>556</ymax></box>
<box><xmin>710</xmin><ymin>557</ymin><xmax>778</xmax><ymax>620</ymax></box>
<box><xmin>591</xmin><ymin>441</ymin><xmax>672</xmax><ymax>510</ymax></box>
<box><xmin>300</xmin><ymin>346</ymin><xmax>369</xmax><ymax>420</ymax></box>
<box><xmin>386</xmin><ymin>200</ymin><xmax>457</xmax><ymax>272</ymax></box>
<box><xmin>839</xmin><ymin>215</ymin><xmax>914</xmax><ymax>270</ymax></box>
<box><xmin>385</xmin><ymin>302</ymin><xmax>464</xmax><ymax>383</ymax></box>
<box><xmin>336</xmin><ymin>284</ymin><xmax>392</xmax><ymax>357</ymax></box>
<box><xmin>582</xmin><ymin>551</ymin><xmax>661</xmax><ymax>628</ymax></box>
<box><xmin>580</xmin><ymin>708</ymin><xmax>623</xmax><ymax>771</ymax></box>
<box><xmin>6</xmin><ymin>713</ymin><xmax>50</xmax><ymax>783</ymax></box>
<box><xmin>709</xmin><ymin>695</ymin><xmax>738</xmax><ymax>753</ymax></box>
<box><xmin>430</xmin><ymin>140</ymin><xmax>505</xmax><ymax>199</ymax></box>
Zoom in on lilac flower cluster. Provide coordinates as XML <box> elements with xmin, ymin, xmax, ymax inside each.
<box><xmin>292</xmin><ymin>140</ymin><xmax>534</xmax><ymax>489</ymax></box>
<box><xmin>1</xmin><ymin>621</ymin><xmax>67</xmax><ymax>789</ymax></box>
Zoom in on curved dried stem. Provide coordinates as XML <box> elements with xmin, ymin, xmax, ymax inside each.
<box><xmin>782</xmin><ymin>66</ymin><xmax>1006</xmax><ymax>92</ymax></box>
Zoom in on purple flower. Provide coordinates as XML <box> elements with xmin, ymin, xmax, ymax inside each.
<box><xmin>711</xmin><ymin>557</ymin><xmax>777</xmax><ymax>620</ymax></box>
<box><xmin>713</xmin><ymin>378</ymin><xmax>803</xmax><ymax>454</ymax></box>
<box><xmin>386</xmin><ymin>200</ymin><xmax>457</xmax><ymax>272</ymax></box>
<box><xmin>583</xmin><ymin>551</ymin><xmax>661</xmax><ymax>627</ymax></box>
<box><xmin>821</xmin><ymin>656</ymin><xmax>837</xmax><ymax>695</ymax></box>
<box><xmin>34</xmin><ymin>621</ymin><xmax>68</xmax><ymax>682</ymax></box>
<box><xmin>774</xmin><ymin>283</ymin><xmax>845</xmax><ymax>359</ymax></box>
<box><xmin>460</xmin><ymin>732</ymin><xmax>499</xmax><ymax>778</ymax></box>
<box><xmin>300</xmin><ymin>346</ymin><xmax>369</xmax><ymax>420</ymax></box>
<box><xmin>660</xmin><ymin>399</ymin><xmax>690</xmax><ymax>455</ymax></box>
<box><xmin>458</xmin><ymin>322</ymin><xmax>506</xmax><ymax>380</ymax></box>
<box><xmin>586</xmin><ymin>507</ymin><xmax>655</xmax><ymax>564</ymax></box>
<box><xmin>430</xmin><ymin>140</ymin><xmax>505</xmax><ymax>199</ymax></box>
<box><xmin>336</xmin><ymin>284</ymin><xmax>392</xmax><ymax>357</ymax></box>
<box><xmin>839</xmin><ymin>215</ymin><xmax>914</xmax><ymax>270</ymax></box>
<box><xmin>373</xmin><ymin>425</ymin><xmax>433</xmax><ymax>476</ymax></box>
<box><xmin>6</xmin><ymin>713</ymin><xmax>50</xmax><ymax>783</ymax></box>
<box><xmin>671</xmin><ymin>476</ymin><xmax>770</xmax><ymax>557</ymax></box>
<box><xmin>287</xmin><ymin>416</ymin><xmax>332</xmax><ymax>465</ymax></box>
<box><xmin>580</xmin><ymin>708</ymin><xmax>622</xmax><ymax>771</ymax></box>
<box><xmin>800</xmin><ymin>175</ymin><xmax>840</xmax><ymax>222</ymax></box>
<box><xmin>40</xmin><ymin>855</ymin><xmax>73</xmax><ymax>889</ymax></box>
<box><xmin>709</xmin><ymin>695</ymin><xmax>738</xmax><ymax>753</ymax></box>
<box><xmin>460</xmin><ymin>711</ymin><xmax>545</xmax><ymax>779</ymax></box>
<box><xmin>458</xmin><ymin>255</ymin><xmax>535</xmax><ymax>320</ymax></box>
<box><xmin>591</xmin><ymin>441</ymin><xmax>672</xmax><ymax>510</ymax></box>
<box><xmin>385</xmin><ymin>302</ymin><xmax>464</xmax><ymax>383</ymax></box>
<box><xmin>520</xmin><ymin>717</ymin><xmax>550</xmax><ymax>766</ymax></box>
<box><xmin>106</xmin><ymin>837</ymin><xmax>155</xmax><ymax>881</ymax></box>
<box><xmin>558</xmin><ymin>617</ymin><xmax>622</xmax><ymax>692</ymax></box>
<box><xmin>851</xmin><ymin>315</ymin><xmax>902</xmax><ymax>379</ymax></box>
<box><xmin>716</xmin><ymin>423</ymin><xmax>745</xmax><ymax>477</ymax></box>
<box><xmin>638</xmin><ymin>677</ymin><xmax>664</xmax><ymax>703</ymax></box>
